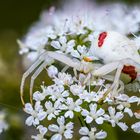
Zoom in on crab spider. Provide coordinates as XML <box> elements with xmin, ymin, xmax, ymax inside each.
<box><xmin>19</xmin><ymin>31</ymin><xmax>140</xmax><ymax>105</ymax></box>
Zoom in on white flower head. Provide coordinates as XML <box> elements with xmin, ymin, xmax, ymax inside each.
<box><xmin>49</xmin><ymin>116</ymin><xmax>73</xmax><ymax>140</ymax></box>
<box><xmin>70</xmin><ymin>84</ymin><xmax>84</xmax><ymax>96</ymax></box>
<box><xmin>60</xmin><ymin>97</ymin><xmax>82</xmax><ymax>118</ymax></box>
<box><xmin>103</xmin><ymin>107</ymin><xmax>128</xmax><ymax>131</ymax></box>
<box><xmin>45</xmin><ymin>101</ymin><xmax>61</xmax><ymax>120</ymax></box>
<box><xmin>32</xmin><ymin>125</ymin><xmax>48</xmax><ymax>140</ymax></box>
<box><xmin>48</xmin><ymin>84</ymin><xmax>69</xmax><ymax>102</ymax></box>
<box><xmin>51</xmin><ymin>36</ymin><xmax>75</xmax><ymax>54</ymax></box>
<box><xmin>47</xmin><ymin>65</ymin><xmax>58</xmax><ymax>78</ymax></box>
<box><xmin>24</xmin><ymin>102</ymin><xmax>47</xmax><ymax>126</ymax></box>
<box><xmin>82</xmin><ymin>103</ymin><xmax>105</xmax><ymax>124</ymax></box>
<box><xmin>53</xmin><ymin>72</ymin><xmax>73</xmax><ymax>86</ymax></box>
<box><xmin>79</xmin><ymin>127</ymin><xmax>107</xmax><ymax>140</ymax></box>
<box><xmin>33</xmin><ymin>91</ymin><xmax>46</xmax><ymax>102</ymax></box>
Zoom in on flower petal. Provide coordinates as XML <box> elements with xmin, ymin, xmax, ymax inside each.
<box><xmin>117</xmin><ymin>122</ymin><xmax>128</xmax><ymax>131</ymax></box>
<box><xmin>95</xmin><ymin>117</ymin><xmax>104</xmax><ymax>124</ymax></box>
<box><xmin>79</xmin><ymin>127</ymin><xmax>89</xmax><ymax>135</ymax></box>
<box><xmin>131</xmin><ymin>122</ymin><xmax>140</xmax><ymax>133</ymax></box>
<box><xmin>85</xmin><ymin>116</ymin><xmax>93</xmax><ymax>124</ymax></box>
<box><xmin>65</xmin><ymin>111</ymin><xmax>74</xmax><ymax>119</ymax></box>
<box><xmin>49</xmin><ymin>124</ymin><xmax>59</xmax><ymax>132</ymax></box>
<box><xmin>64</xmin><ymin>129</ymin><xmax>73</xmax><ymax>139</ymax></box>
<box><xmin>25</xmin><ymin>116</ymin><xmax>34</xmax><ymax>126</ymax></box>
<box><xmin>95</xmin><ymin>130</ymin><xmax>107</xmax><ymax>139</ymax></box>
<box><xmin>51</xmin><ymin>41</ymin><xmax>61</xmax><ymax>49</ymax></box>
<box><xmin>124</xmin><ymin>108</ymin><xmax>133</xmax><ymax>117</ymax></box>
<box><xmin>51</xmin><ymin>134</ymin><xmax>62</xmax><ymax>140</ymax></box>
<box><xmin>57</xmin><ymin>116</ymin><xmax>65</xmax><ymax>125</ymax></box>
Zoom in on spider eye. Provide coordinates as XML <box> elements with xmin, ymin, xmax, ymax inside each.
<box><xmin>98</xmin><ymin>32</ymin><xmax>107</xmax><ymax>47</ymax></box>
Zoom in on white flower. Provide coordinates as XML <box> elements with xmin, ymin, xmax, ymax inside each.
<box><xmin>53</xmin><ymin>72</ymin><xmax>73</xmax><ymax>85</ymax></box>
<box><xmin>46</xmin><ymin>84</ymin><xmax>64</xmax><ymax>96</ymax></box>
<box><xmin>79</xmin><ymin>91</ymin><xmax>102</xmax><ymax>103</ymax></box>
<box><xmin>103</xmin><ymin>107</ymin><xmax>128</xmax><ymax>131</ymax></box>
<box><xmin>79</xmin><ymin>127</ymin><xmax>107</xmax><ymax>140</ymax></box>
<box><xmin>115</xmin><ymin>94</ymin><xmax>133</xmax><ymax>117</ymax></box>
<box><xmin>51</xmin><ymin>36</ymin><xmax>75</xmax><ymax>53</ymax></box>
<box><xmin>0</xmin><ymin>112</ymin><xmax>8</xmax><ymax>134</ymax></box>
<box><xmin>70</xmin><ymin>84</ymin><xmax>84</xmax><ymax>95</ymax></box>
<box><xmin>71</xmin><ymin>45</ymin><xmax>90</xmax><ymax>60</ymax></box>
<box><xmin>116</xmin><ymin>104</ymin><xmax>133</xmax><ymax>117</ymax></box>
<box><xmin>49</xmin><ymin>116</ymin><xmax>73</xmax><ymax>140</ymax></box>
<box><xmin>81</xmin><ymin>103</ymin><xmax>105</xmax><ymax>124</ymax></box>
<box><xmin>32</xmin><ymin>125</ymin><xmax>48</xmax><ymax>140</ymax></box>
<box><xmin>24</xmin><ymin>102</ymin><xmax>47</xmax><ymax>126</ymax></box>
<box><xmin>45</xmin><ymin>101</ymin><xmax>61</xmax><ymax>120</ymax></box>
<box><xmin>48</xmin><ymin>85</ymin><xmax>69</xmax><ymax>102</ymax></box>
<box><xmin>47</xmin><ymin>65</ymin><xmax>58</xmax><ymax>78</ymax></box>
<box><xmin>33</xmin><ymin>84</ymin><xmax>50</xmax><ymax>101</ymax></box>
<box><xmin>131</xmin><ymin>122</ymin><xmax>140</xmax><ymax>133</ymax></box>
<box><xmin>60</xmin><ymin>98</ymin><xmax>82</xmax><ymax>118</ymax></box>
<box><xmin>33</xmin><ymin>91</ymin><xmax>46</xmax><ymax>102</ymax></box>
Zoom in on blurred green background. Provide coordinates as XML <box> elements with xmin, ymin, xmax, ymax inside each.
<box><xmin>0</xmin><ymin>0</ymin><xmax>140</xmax><ymax>139</ymax></box>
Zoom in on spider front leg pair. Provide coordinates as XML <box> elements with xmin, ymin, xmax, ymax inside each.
<box><xmin>20</xmin><ymin>51</ymin><xmax>84</xmax><ymax>105</ymax></box>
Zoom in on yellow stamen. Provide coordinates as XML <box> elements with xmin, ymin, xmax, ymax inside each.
<box><xmin>83</xmin><ymin>57</ymin><xmax>93</xmax><ymax>62</ymax></box>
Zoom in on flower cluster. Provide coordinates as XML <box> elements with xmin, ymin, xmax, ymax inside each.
<box><xmin>0</xmin><ymin>111</ymin><xmax>8</xmax><ymax>134</ymax></box>
<box><xmin>23</xmin><ymin>66</ymin><xmax>140</xmax><ymax>139</ymax></box>
<box><xmin>19</xmin><ymin>0</ymin><xmax>140</xmax><ymax>139</ymax></box>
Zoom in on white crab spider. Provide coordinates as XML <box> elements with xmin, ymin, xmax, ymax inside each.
<box><xmin>19</xmin><ymin>31</ymin><xmax>140</xmax><ymax>105</ymax></box>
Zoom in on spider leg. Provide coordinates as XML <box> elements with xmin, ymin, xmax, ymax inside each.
<box><xmin>29</xmin><ymin>52</ymin><xmax>85</xmax><ymax>104</ymax></box>
<box><xmin>46</xmin><ymin>51</ymin><xmax>82</xmax><ymax>71</ymax></box>
<box><xmin>94</xmin><ymin>58</ymin><xmax>140</xmax><ymax>102</ymax></box>
<box><xmin>111</xmin><ymin>64</ymin><xmax>124</xmax><ymax>97</ymax></box>
<box><xmin>30</xmin><ymin>61</ymin><xmax>47</xmax><ymax>104</ymax></box>
<box><xmin>92</xmin><ymin>61</ymin><xmax>120</xmax><ymax>76</ymax></box>
<box><xmin>61</xmin><ymin>65</ymin><xmax>69</xmax><ymax>73</ymax></box>
<box><xmin>21</xmin><ymin>51</ymin><xmax>85</xmax><ymax>105</ymax></box>
<box><xmin>20</xmin><ymin>52</ymin><xmax>47</xmax><ymax>105</ymax></box>
<box><xmin>73</xmin><ymin>68</ymin><xmax>78</xmax><ymax>78</ymax></box>
<box><xmin>102</xmin><ymin>75</ymin><xmax>124</xmax><ymax>93</ymax></box>
<box><xmin>92</xmin><ymin>61</ymin><xmax>123</xmax><ymax>99</ymax></box>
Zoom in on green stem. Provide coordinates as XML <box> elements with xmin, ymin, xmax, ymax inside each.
<box><xmin>78</xmin><ymin>115</ymin><xmax>91</xmax><ymax>130</ymax></box>
<box><xmin>78</xmin><ymin>116</ymin><xmax>85</xmax><ymax>127</ymax></box>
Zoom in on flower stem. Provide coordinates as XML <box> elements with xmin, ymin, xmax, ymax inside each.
<box><xmin>78</xmin><ymin>115</ymin><xmax>91</xmax><ymax>130</ymax></box>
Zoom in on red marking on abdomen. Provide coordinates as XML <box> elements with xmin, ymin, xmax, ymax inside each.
<box><xmin>122</xmin><ymin>65</ymin><xmax>137</xmax><ymax>81</ymax></box>
<box><xmin>98</xmin><ymin>32</ymin><xmax>107</xmax><ymax>47</ymax></box>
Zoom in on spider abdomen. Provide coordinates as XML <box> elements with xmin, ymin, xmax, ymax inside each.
<box><xmin>92</xmin><ymin>31</ymin><xmax>140</xmax><ymax>64</ymax></box>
